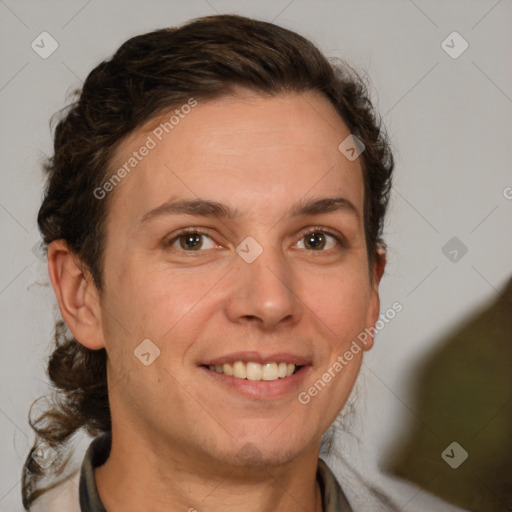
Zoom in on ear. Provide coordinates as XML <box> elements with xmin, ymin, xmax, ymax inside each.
<box><xmin>363</xmin><ymin>246</ymin><xmax>387</xmax><ymax>351</ymax></box>
<box><xmin>47</xmin><ymin>240</ymin><xmax>105</xmax><ymax>350</ymax></box>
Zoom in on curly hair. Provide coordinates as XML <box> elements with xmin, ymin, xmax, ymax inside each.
<box><xmin>22</xmin><ymin>13</ymin><xmax>393</xmax><ymax>508</ymax></box>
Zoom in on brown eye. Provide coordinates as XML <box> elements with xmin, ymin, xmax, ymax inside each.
<box><xmin>296</xmin><ymin>230</ymin><xmax>340</xmax><ymax>251</ymax></box>
<box><xmin>167</xmin><ymin>231</ymin><xmax>217</xmax><ymax>251</ymax></box>
<box><xmin>304</xmin><ymin>232</ymin><xmax>326</xmax><ymax>250</ymax></box>
<box><xmin>179</xmin><ymin>233</ymin><xmax>203</xmax><ymax>250</ymax></box>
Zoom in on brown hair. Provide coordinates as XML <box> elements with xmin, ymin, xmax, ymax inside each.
<box><xmin>23</xmin><ymin>13</ymin><xmax>393</xmax><ymax>508</ymax></box>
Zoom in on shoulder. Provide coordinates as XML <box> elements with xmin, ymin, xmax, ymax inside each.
<box><xmin>28</xmin><ymin>470</ymin><xmax>81</xmax><ymax>512</ymax></box>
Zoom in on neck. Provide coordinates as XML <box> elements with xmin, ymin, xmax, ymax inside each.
<box><xmin>94</xmin><ymin>428</ymin><xmax>324</xmax><ymax>512</ymax></box>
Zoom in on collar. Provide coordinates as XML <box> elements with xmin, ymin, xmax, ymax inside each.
<box><xmin>79</xmin><ymin>433</ymin><xmax>353</xmax><ymax>512</ymax></box>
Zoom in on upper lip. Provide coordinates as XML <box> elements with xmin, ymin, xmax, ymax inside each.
<box><xmin>200</xmin><ymin>351</ymin><xmax>312</xmax><ymax>366</ymax></box>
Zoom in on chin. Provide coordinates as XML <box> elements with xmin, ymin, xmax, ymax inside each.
<box><xmin>222</xmin><ymin>431</ymin><xmax>314</xmax><ymax>469</ymax></box>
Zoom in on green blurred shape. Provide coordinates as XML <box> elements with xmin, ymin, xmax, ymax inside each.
<box><xmin>387</xmin><ymin>277</ymin><xmax>512</xmax><ymax>511</ymax></box>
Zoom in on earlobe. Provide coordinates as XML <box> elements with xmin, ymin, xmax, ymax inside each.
<box><xmin>47</xmin><ymin>240</ymin><xmax>105</xmax><ymax>350</ymax></box>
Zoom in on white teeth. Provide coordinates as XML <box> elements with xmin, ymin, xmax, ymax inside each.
<box><xmin>207</xmin><ymin>361</ymin><xmax>298</xmax><ymax>381</ymax></box>
<box><xmin>262</xmin><ymin>363</ymin><xmax>278</xmax><ymax>381</ymax></box>
<box><xmin>246</xmin><ymin>362</ymin><xmax>262</xmax><ymax>381</ymax></box>
<box><xmin>233</xmin><ymin>361</ymin><xmax>246</xmax><ymax>379</ymax></box>
<box><xmin>222</xmin><ymin>363</ymin><xmax>233</xmax><ymax>376</ymax></box>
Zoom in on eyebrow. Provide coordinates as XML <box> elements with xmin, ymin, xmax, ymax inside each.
<box><xmin>139</xmin><ymin>196</ymin><xmax>360</xmax><ymax>226</ymax></box>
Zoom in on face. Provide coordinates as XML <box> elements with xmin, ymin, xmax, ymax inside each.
<box><xmin>93</xmin><ymin>90</ymin><xmax>382</xmax><ymax>470</ymax></box>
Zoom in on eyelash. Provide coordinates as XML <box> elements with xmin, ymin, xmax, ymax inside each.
<box><xmin>164</xmin><ymin>226</ymin><xmax>346</xmax><ymax>252</ymax></box>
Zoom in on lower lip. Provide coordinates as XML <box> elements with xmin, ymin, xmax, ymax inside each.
<box><xmin>200</xmin><ymin>365</ymin><xmax>312</xmax><ymax>400</ymax></box>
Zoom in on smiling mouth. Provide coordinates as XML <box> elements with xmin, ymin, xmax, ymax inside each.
<box><xmin>203</xmin><ymin>361</ymin><xmax>303</xmax><ymax>381</ymax></box>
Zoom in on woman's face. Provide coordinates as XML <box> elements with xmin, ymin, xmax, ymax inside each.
<box><xmin>95</xmin><ymin>90</ymin><xmax>382</xmax><ymax>469</ymax></box>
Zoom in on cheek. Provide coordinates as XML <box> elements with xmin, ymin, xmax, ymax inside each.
<box><xmin>111</xmin><ymin>262</ymin><xmax>221</xmax><ymax>343</ymax></box>
<box><xmin>302</xmin><ymin>266</ymin><xmax>371</xmax><ymax>342</ymax></box>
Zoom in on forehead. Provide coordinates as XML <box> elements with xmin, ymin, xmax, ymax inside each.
<box><xmin>105</xmin><ymin>90</ymin><xmax>364</xmax><ymax>226</ymax></box>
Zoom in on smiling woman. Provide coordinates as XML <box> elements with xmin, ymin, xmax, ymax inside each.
<box><xmin>24</xmin><ymin>14</ymin><xmax>394</xmax><ymax>512</ymax></box>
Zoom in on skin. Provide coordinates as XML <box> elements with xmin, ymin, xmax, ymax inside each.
<box><xmin>48</xmin><ymin>89</ymin><xmax>385</xmax><ymax>512</ymax></box>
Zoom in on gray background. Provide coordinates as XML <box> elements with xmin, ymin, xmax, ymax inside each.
<box><xmin>1</xmin><ymin>0</ymin><xmax>510</xmax><ymax>510</ymax></box>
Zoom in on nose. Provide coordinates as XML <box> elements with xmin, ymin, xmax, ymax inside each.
<box><xmin>225</xmin><ymin>243</ymin><xmax>302</xmax><ymax>331</ymax></box>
